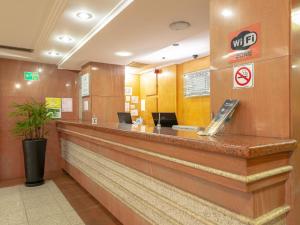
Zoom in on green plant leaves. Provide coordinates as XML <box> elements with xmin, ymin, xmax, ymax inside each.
<box><xmin>10</xmin><ymin>100</ymin><xmax>52</xmax><ymax>140</ymax></box>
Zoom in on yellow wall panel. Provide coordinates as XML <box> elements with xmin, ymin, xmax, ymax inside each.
<box><xmin>133</xmin><ymin>56</ymin><xmax>211</xmax><ymax>127</ymax></box>
<box><xmin>158</xmin><ymin>65</ymin><xmax>177</xmax><ymax>112</ymax></box>
<box><xmin>177</xmin><ymin>56</ymin><xmax>211</xmax><ymax>127</ymax></box>
<box><xmin>140</xmin><ymin>72</ymin><xmax>157</xmax><ymax>96</ymax></box>
<box><xmin>145</xmin><ymin>96</ymin><xmax>158</xmax><ymax>126</ymax></box>
<box><xmin>125</xmin><ymin>74</ymin><xmax>140</xmax><ymax>118</ymax></box>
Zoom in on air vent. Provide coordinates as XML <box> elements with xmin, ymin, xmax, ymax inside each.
<box><xmin>0</xmin><ymin>45</ymin><xmax>34</xmax><ymax>53</ymax></box>
<box><xmin>127</xmin><ymin>61</ymin><xmax>148</xmax><ymax>68</ymax></box>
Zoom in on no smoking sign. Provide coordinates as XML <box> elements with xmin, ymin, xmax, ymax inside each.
<box><xmin>233</xmin><ymin>63</ymin><xmax>254</xmax><ymax>89</ymax></box>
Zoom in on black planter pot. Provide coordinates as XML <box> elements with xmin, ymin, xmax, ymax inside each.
<box><xmin>22</xmin><ymin>138</ymin><xmax>47</xmax><ymax>187</ymax></box>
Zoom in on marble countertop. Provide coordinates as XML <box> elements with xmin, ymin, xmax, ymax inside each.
<box><xmin>56</xmin><ymin>120</ymin><xmax>297</xmax><ymax>159</ymax></box>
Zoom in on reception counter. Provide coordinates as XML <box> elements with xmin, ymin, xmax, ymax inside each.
<box><xmin>56</xmin><ymin>120</ymin><xmax>297</xmax><ymax>225</ymax></box>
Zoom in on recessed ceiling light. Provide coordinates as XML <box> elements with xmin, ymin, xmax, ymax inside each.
<box><xmin>75</xmin><ymin>11</ymin><xmax>94</xmax><ymax>21</ymax></box>
<box><xmin>292</xmin><ymin>64</ymin><xmax>298</xmax><ymax>69</ymax></box>
<box><xmin>292</xmin><ymin>10</ymin><xmax>300</xmax><ymax>25</ymax></box>
<box><xmin>27</xmin><ymin>81</ymin><xmax>32</xmax><ymax>85</ymax></box>
<box><xmin>91</xmin><ymin>66</ymin><xmax>99</xmax><ymax>71</ymax></box>
<box><xmin>57</xmin><ymin>35</ymin><xmax>74</xmax><ymax>43</ymax></box>
<box><xmin>37</xmin><ymin>67</ymin><xmax>43</xmax><ymax>73</ymax></box>
<box><xmin>115</xmin><ymin>51</ymin><xmax>132</xmax><ymax>57</ymax></box>
<box><xmin>47</xmin><ymin>51</ymin><xmax>61</xmax><ymax>57</ymax></box>
<box><xmin>169</xmin><ymin>21</ymin><xmax>191</xmax><ymax>31</ymax></box>
<box><xmin>221</xmin><ymin>9</ymin><xmax>233</xmax><ymax>18</ymax></box>
<box><xmin>15</xmin><ymin>83</ymin><xmax>21</xmax><ymax>89</ymax></box>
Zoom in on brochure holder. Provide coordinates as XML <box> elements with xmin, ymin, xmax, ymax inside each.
<box><xmin>197</xmin><ymin>99</ymin><xmax>239</xmax><ymax>136</ymax></box>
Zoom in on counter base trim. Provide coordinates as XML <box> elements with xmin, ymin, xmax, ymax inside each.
<box><xmin>61</xmin><ymin>139</ymin><xmax>289</xmax><ymax>225</ymax></box>
<box><xmin>58</xmin><ymin>128</ymin><xmax>292</xmax><ymax>184</ymax></box>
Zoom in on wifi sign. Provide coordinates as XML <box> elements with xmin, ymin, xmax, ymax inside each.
<box><xmin>228</xmin><ymin>23</ymin><xmax>260</xmax><ymax>63</ymax></box>
<box><xmin>231</xmin><ymin>31</ymin><xmax>257</xmax><ymax>50</ymax></box>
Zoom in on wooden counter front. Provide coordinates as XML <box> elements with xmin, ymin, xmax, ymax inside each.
<box><xmin>56</xmin><ymin>120</ymin><xmax>296</xmax><ymax>225</ymax></box>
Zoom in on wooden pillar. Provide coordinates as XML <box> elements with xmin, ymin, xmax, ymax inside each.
<box><xmin>79</xmin><ymin>62</ymin><xmax>125</xmax><ymax>123</ymax></box>
<box><xmin>210</xmin><ymin>0</ymin><xmax>290</xmax><ymax>138</ymax></box>
<box><xmin>210</xmin><ymin>0</ymin><xmax>300</xmax><ymax>224</ymax></box>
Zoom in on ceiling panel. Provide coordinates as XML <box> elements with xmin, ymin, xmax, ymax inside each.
<box><xmin>0</xmin><ymin>0</ymin><xmax>54</xmax><ymax>49</ymax></box>
<box><xmin>59</xmin><ymin>0</ymin><xmax>209</xmax><ymax>69</ymax></box>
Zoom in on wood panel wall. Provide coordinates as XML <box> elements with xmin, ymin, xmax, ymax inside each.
<box><xmin>210</xmin><ymin>0</ymin><xmax>290</xmax><ymax>138</ymax></box>
<box><xmin>0</xmin><ymin>58</ymin><xmax>79</xmax><ymax>181</ymax></box>
<box><xmin>177</xmin><ymin>57</ymin><xmax>211</xmax><ymax>127</ymax></box>
<box><xmin>140</xmin><ymin>71</ymin><xmax>158</xmax><ymax>125</ymax></box>
<box><xmin>288</xmin><ymin>0</ymin><xmax>300</xmax><ymax>224</ymax></box>
<box><xmin>125</xmin><ymin>74</ymin><xmax>140</xmax><ymax>120</ymax></box>
<box><xmin>157</xmin><ymin>65</ymin><xmax>177</xmax><ymax>112</ymax></box>
<box><xmin>80</xmin><ymin>62</ymin><xmax>125</xmax><ymax>123</ymax></box>
<box><xmin>210</xmin><ymin>0</ymin><xmax>300</xmax><ymax>224</ymax></box>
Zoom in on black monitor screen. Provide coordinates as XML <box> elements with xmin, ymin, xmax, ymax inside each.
<box><xmin>152</xmin><ymin>112</ymin><xmax>178</xmax><ymax>127</ymax></box>
<box><xmin>117</xmin><ymin>112</ymin><xmax>133</xmax><ymax>124</ymax></box>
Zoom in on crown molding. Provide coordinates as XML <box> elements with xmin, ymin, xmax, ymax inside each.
<box><xmin>33</xmin><ymin>0</ymin><xmax>69</xmax><ymax>53</ymax></box>
<box><xmin>58</xmin><ymin>0</ymin><xmax>134</xmax><ymax>69</ymax></box>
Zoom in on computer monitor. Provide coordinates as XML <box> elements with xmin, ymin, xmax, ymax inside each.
<box><xmin>152</xmin><ymin>112</ymin><xmax>178</xmax><ymax>127</ymax></box>
<box><xmin>117</xmin><ymin>112</ymin><xmax>133</xmax><ymax>124</ymax></box>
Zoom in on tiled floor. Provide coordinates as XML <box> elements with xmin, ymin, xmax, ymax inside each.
<box><xmin>0</xmin><ymin>173</ymin><xmax>122</xmax><ymax>225</ymax></box>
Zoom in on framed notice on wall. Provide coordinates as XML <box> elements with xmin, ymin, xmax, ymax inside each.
<box><xmin>81</xmin><ymin>73</ymin><xmax>90</xmax><ymax>97</ymax></box>
<box><xmin>184</xmin><ymin>69</ymin><xmax>210</xmax><ymax>97</ymax></box>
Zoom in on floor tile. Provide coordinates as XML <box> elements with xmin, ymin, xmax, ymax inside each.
<box><xmin>0</xmin><ymin>173</ymin><xmax>122</xmax><ymax>225</ymax></box>
<box><xmin>26</xmin><ymin>204</ymin><xmax>63</xmax><ymax>223</ymax></box>
<box><xmin>65</xmin><ymin>210</ymin><xmax>84</xmax><ymax>225</ymax></box>
<box><xmin>29</xmin><ymin>213</ymin><xmax>70</xmax><ymax>225</ymax></box>
<box><xmin>23</xmin><ymin>194</ymin><xmax>57</xmax><ymax>209</ymax></box>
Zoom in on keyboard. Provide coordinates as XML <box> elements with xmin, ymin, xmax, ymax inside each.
<box><xmin>172</xmin><ymin>125</ymin><xmax>202</xmax><ymax>131</ymax></box>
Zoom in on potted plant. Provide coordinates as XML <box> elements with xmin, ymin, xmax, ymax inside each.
<box><xmin>11</xmin><ymin>101</ymin><xmax>52</xmax><ymax>187</ymax></box>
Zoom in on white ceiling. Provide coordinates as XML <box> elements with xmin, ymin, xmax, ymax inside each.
<box><xmin>135</xmin><ymin>33</ymin><xmax>210</xmax><ymax>66</ymax></box>
<box><xmin>0</xmin><ymin>0</ymin><xmax>210</xmax><ymax>70</ymax></box>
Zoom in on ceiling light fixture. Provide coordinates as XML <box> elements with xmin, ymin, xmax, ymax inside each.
<box><xmin>292</xmin><ymin>10</ymin><xmax>300</xmax><ymax>25</ymax></box>
<box><xmin>47</xmin><ymin>51</ymin><xmax>61</xmax><ymax>57</ymax></box>
<box><xmin>91</xmin><ymin>66</ymin><xmax>99</xmax><ymax>71</ymax></box>
<box><xmin>57</xmin><ymin>35</ymin><xmax>74</xmax><ymax>43</ymax></box>
<box><xmin>221</xmin><ymin>9</ymin><xmax>233</xmax><ymax>18</ymax></box>
<box><xmin>169</xmin><ymin>21</ymin><xmax>191</xmax><ymax>31</ymax></box>
<box><xmin>15</xmin><ymin>83</ymin><xmax>21</xmax><ymax>89</ymax></box>
<box><xmin>38</xmin><ymin>67</ymin><xmax>43</xmax><ymax>73</ymax></box>
<box><xmin>292</xmin><ymin>64</ymin><xmax>298</xmax><ymax>69</ymax></box>
<box><xmin>75</xmin><ymin>11</ymin><xmax>94</xmax><ymax>21</ymax></box>
<box><xmin>27</xmin><ymin>81</ymin><xmax>32</xmax><ymax>85</ymax></box>
<box><xmin>115</xmin><ymin>51</ymin><xmax>132</xmax><ymax>57</ymax></box>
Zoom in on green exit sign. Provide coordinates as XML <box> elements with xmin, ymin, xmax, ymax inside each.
<box><xmin>24</xmin><ymin>72</ymin><xmax>39</xmax><ymax>81</ymax></box>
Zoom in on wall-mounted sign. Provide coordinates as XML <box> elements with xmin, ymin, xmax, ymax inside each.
<box><xmin>184</xmin><ymin>69</ymin><xmax>210</xmax><ymax>97</ymax></box>
<box><xmin>62</xmin><ymin>98</ymin><xmax>73</xmax><ymax>112</ymax></box>
<box><xmin>233</xmin><ymin>63</ymin><xmax>254</xmax><ymax>89</ymax></box>
<box><xmin>141</xmin><ymin>99</ymin><xmax>146</xmax><ymax>112</ymax></box>
<box><xmin>24</xmin><ymin>72</ymin><xmax>39</xmax><ymax>81</ymax></box>
<box><xmin>131</xmin><ymin>109</ymin><xmax>138</xmax><ymax>116</ymax></box>
<box><xmin>125</xmin><ymin>87</ymin><xmax>132</xmax><ymax>96</ymax></box>
<box><xmin>45</xmin><ymin>97</ymin><xmax>62</xmax><ymax>119</ymax></box>
<box><xmin>81</xmin><ymin>73</ymin><xmax>90</xmax><ymax>97</ymax></box>
<box><xmin>131</xmin><ymin>96</ymin><xmax>139</xmax><ymax>104</ymax></box>
<box><xmin>92</xmin><ymin>116</ymin><xmax>98</xmax><ymax>125</ymax></box>
<box><xmin>228</xmin><ymin>23</ymin><xmax>260</xmax><ymax>63</ymax></box>
<box><xmin>125</xmin><ymin>102</ymin><xmax>130</xmax><ymax>112</ymax></box>
<box><xmin>83</xmin><ymin>100</ymin><xmax>89</xmax><ymax>111</ymax></box>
